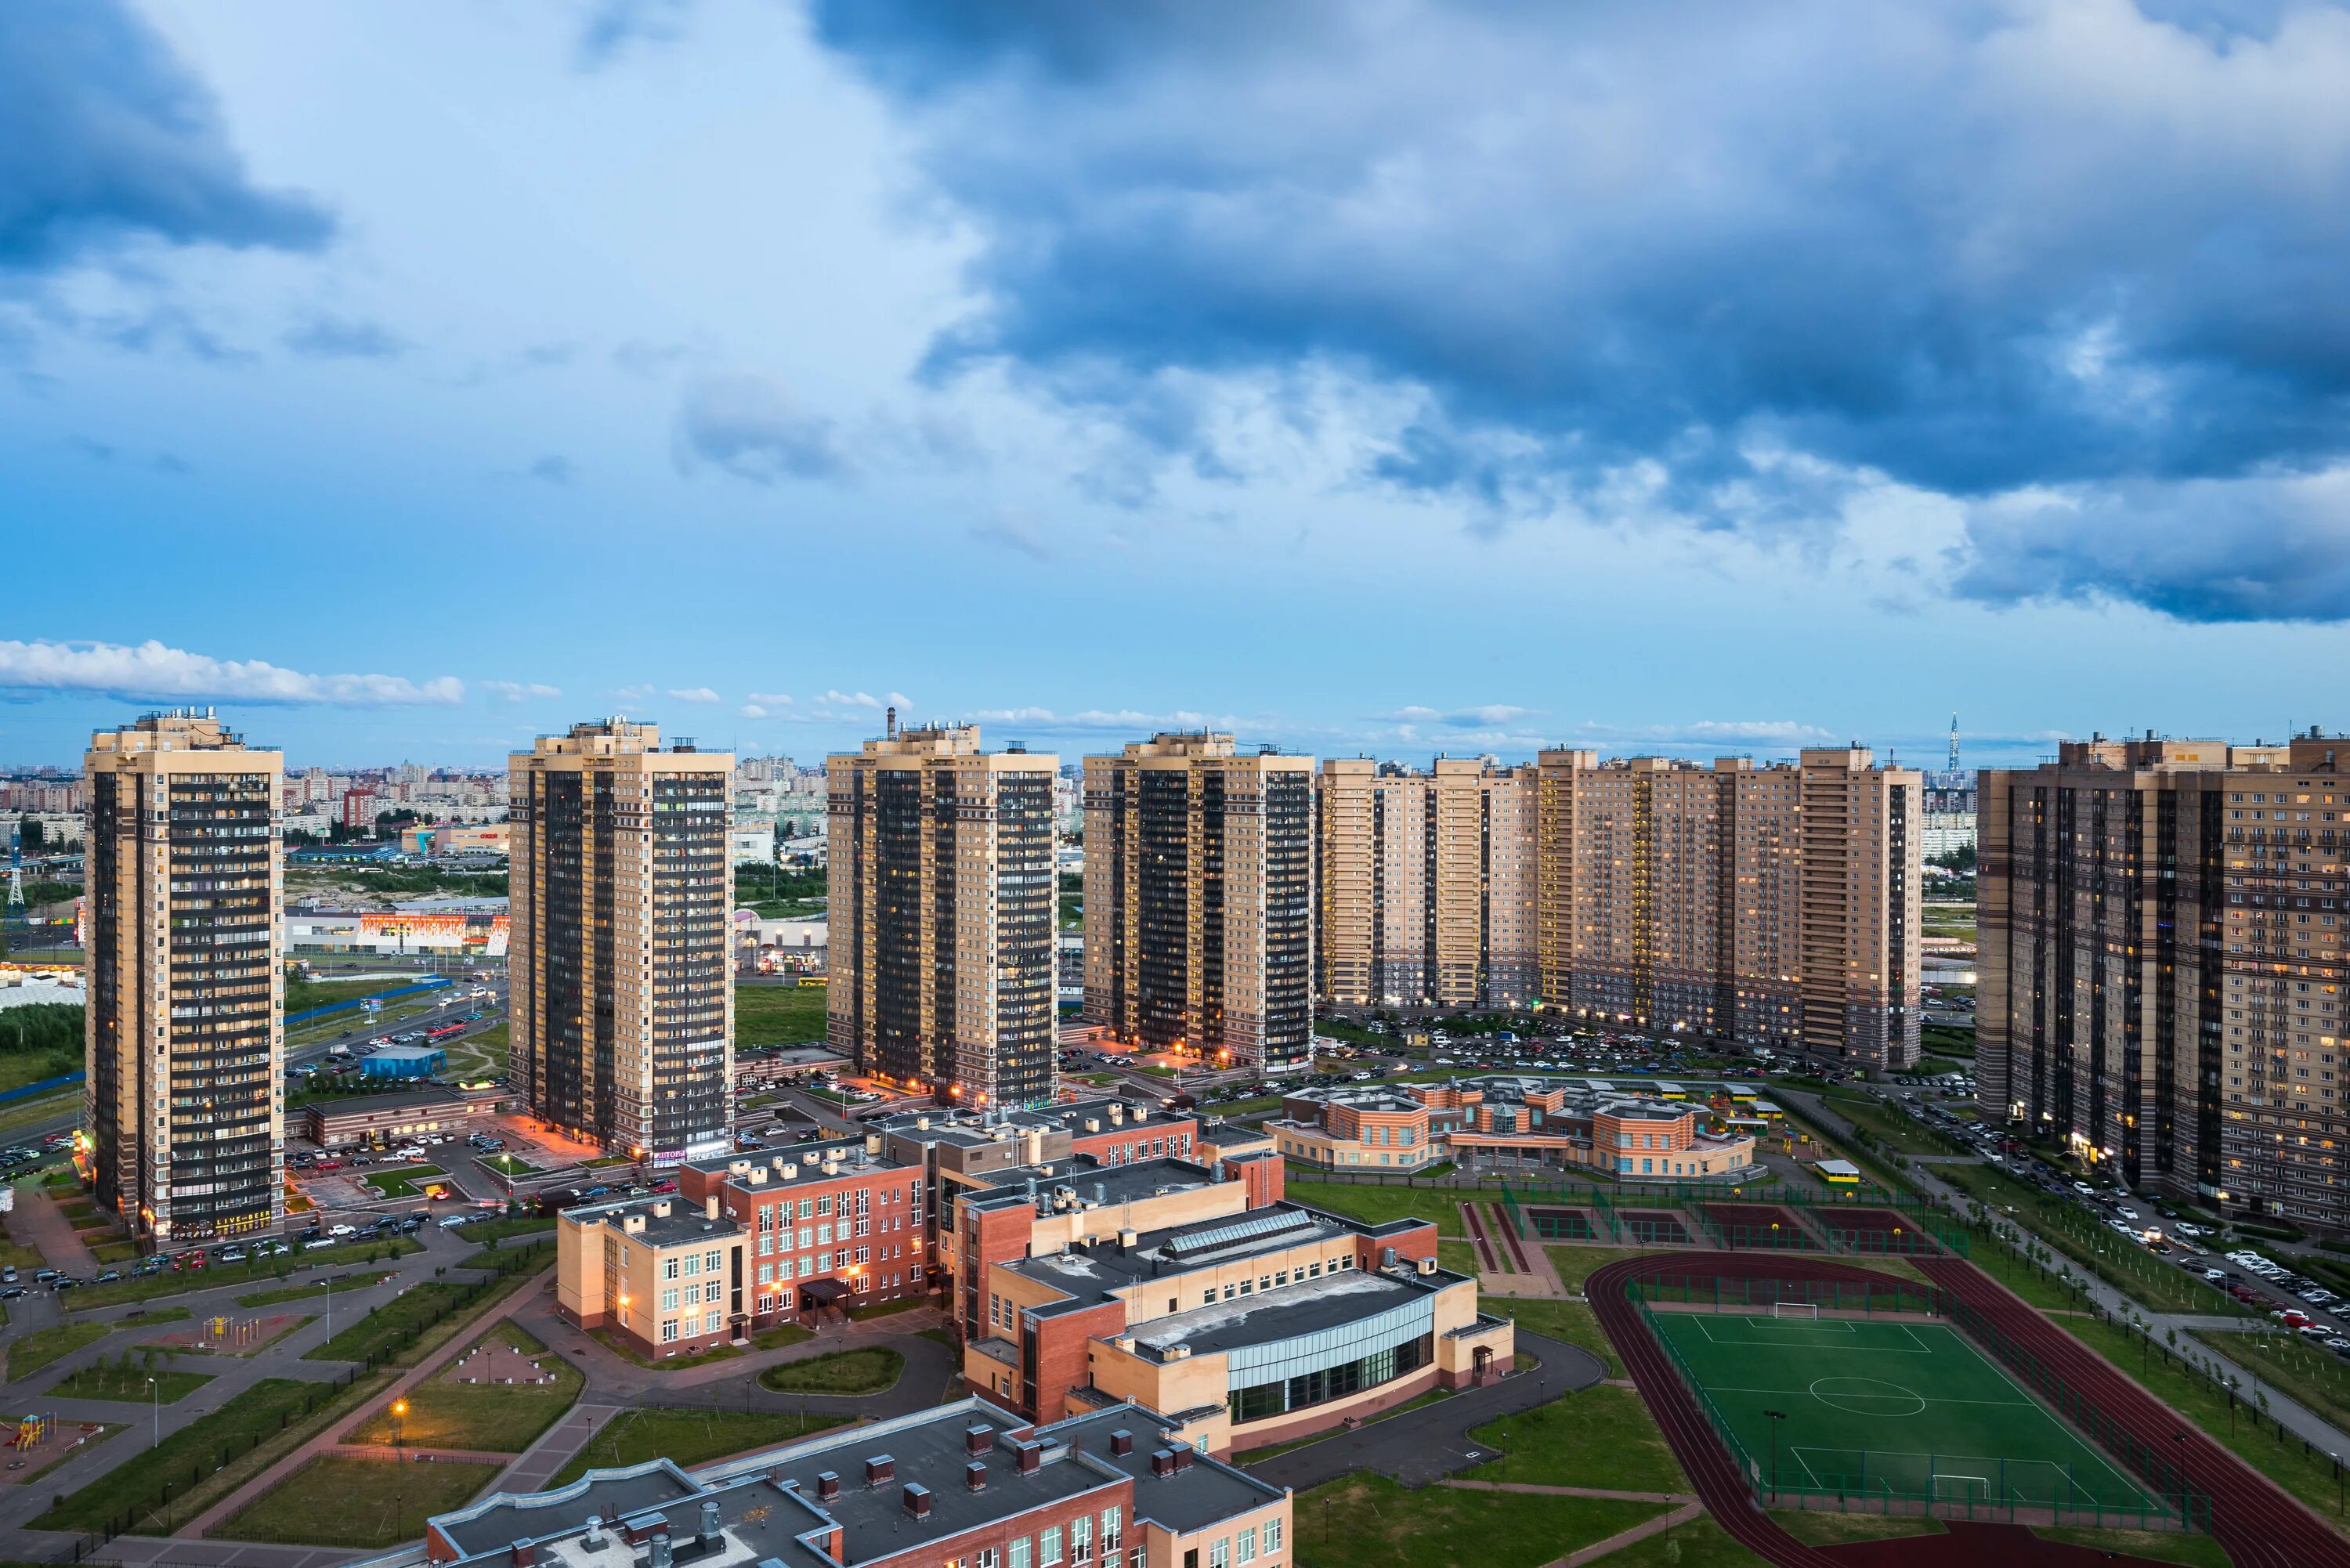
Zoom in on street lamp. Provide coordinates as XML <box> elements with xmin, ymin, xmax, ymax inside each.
<box><xmin>2171</xmin><ymin>1430</ymin><xmax>2189</xmax><ymax>1524</ymax></box>
<box><xmin>1762</xmin><ymin>1409</ymin><xmax>1788</xmax><ymax>1500</ymax></box>
<box><xmin>146</xmin><ymin>1375</ymin><xmax>160</xmax><ymax>1451</ymax></box>
<box><xmin>392</xmin><ymin>1397</ymin><xmax>408</xmax><ymax>1459</ymax></box>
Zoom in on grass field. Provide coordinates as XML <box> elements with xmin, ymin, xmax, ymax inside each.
<box><xmin>344</xmin><ymin>1320</ymin><xmax>581</xmax><ymax>1452</ymax></box>
<box><xmin>49</xmin><ymin>1364</ymin><xmax>213</xmax><ymax>1404</ymax></box>
<box><xmin>5</xmin><ymin>1320</ymin><xmax>111</xmax><ymax>1378</ymax></box>
<box><xmin>237</xmin><ymin>1271</ymin><xmax>392</xmax><ymax>1309</ymax></box>
<box><xmin>550</xmin><ymin>1407</ymin><xmax>855</xmax><ymax>1487</ymax></box>
<box><xmin>736</xmin><ymin>984</ymin><xmax>828</xmax><ymax>1048</ymax></box>
<box><xmin>359</xmin><ymin>1164</ymin><xmax>447</xmax><ymax>1198</ymax></box>
<box><xmin>215</xmin><ymin>1454</ymin><xmax>501</xmax><ymax>1546</ymax></box>
<box><xmin>1649</xmin><ymin>1312</ymin><xmax>2157</xmax><ymax>1512</ymax></box>
<box><xmin>757</xmin><ymin>1346</ymin><xmax>903</xmax><ymax>1395</ymax></box>
<box><xmin>1291</xmin><ymin>1472</ymin><xmax>1666</xmax><ymax>1568</ymax></box>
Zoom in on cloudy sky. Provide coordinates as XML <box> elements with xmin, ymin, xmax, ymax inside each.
<box><xmin>5</xmin><ymin>0</ymin><xmax>2349</xmax><ymax>772</ymax></box>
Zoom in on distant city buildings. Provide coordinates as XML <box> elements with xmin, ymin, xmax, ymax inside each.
<box><xmin>1081</xmin><ymin>733</ymin><xmax>1315</xmax><ymax>1074</ymax></box>
<box><xmin>827</xmin><ymin>722</ymin><xmax>1059</xmax><ymax>1106</ymax></box>
<box><xmin>508</xmin><ymin>719</ymin><xmax>735</xmax><ymax>1164</ymax></box>
<box><xmin>1979</xmin><ymin>730</ymin><xmax>2350</xmax><ymax>1231</ymax></box>
<box><xmin>84</xmin><ymin>711</ymin><xmax>283</xmax><ymax>1244</ymax></box>
<box><xmin>1314</xmin><ymin>757</ymin><xmax>1538</xmax><ymax>1013</ymax></box>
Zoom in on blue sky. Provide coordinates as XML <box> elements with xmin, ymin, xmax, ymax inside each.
<box><xmin>5</xmin><ymin>0</ymin><xmax>2349</xmax><ymax>772</ymax></box>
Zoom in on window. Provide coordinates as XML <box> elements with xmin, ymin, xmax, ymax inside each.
<box><xmin>706</xmin><ymin>1249</ymin><xmax>722</xmax><ymax>1272</ymax></box>
<box><xmin>1072</xmin><ymin>1516</ymin><xmax>1094</xmax><ymax>1562</ymax></box>
<box><xmin>683</xmin><ymin>1283</ymin><xmax>702</xmax><ymax>1306</ymax></box>
<box><xmin>1102</xmin><ymin>1507</ymin><xmax>1122</xmax><ymax>1552</ymax></box>
<box><xmin>978</xmin><ymin>1552</ymin><xmax>997</xmax><ymax>1568</ymax></box>
<box><xmin>798</xmin><ymin>1198</ymin><xmax>815</xmax><ymax>1219</ymax></box>
<box><xmin>660</xmin><ymin>1319</ymin><xmax>680</xmax><ymax>1342</ymax></box>
<box><xmin>704</xmin><ymin>1310</ymin><xmax>722</xmax><ymax>1333</ymax></box>
<box><xmin>1209</xmin><ymin>1539</ymin><xmax>1229</xmax><ymax>1568</ymax></box>
<box><xmin>663</xmin><ymin>1258</ymin><xmax>680</xmax><ymax>1281</ymax></box>
<box><xmin>682</xmin><ymin>1254</ymin><xmax>701</xmax><ymax>1278</ymax></box>
<box><xmin>1042</xmin><ymin>1525</ymin><xmax>1064</xmax><ymax>1566</ymax></box>
<box><xmin>661</xmin><ymin>1288</ymin><xmax>680</xmax><ymax>1311</ymax></box>
<box><xmin>1237</xmin><ymin>1528</ymin><xmax>1256</xmax><ymax>1565</ymax></box>
<box><xmin>1264</xmin><ymin>1519</ymin><xmax>1282</xmax><ymax>1554</ymax></box>
<box><xmin>1010</xmin><ymin>1540</ymin><xmax>1033</xmax><ymax>1568</ymax></box>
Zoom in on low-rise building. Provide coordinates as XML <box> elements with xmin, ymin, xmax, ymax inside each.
<box><xmin>302</xmin><ymin>1086</ymin><xmax>500</xmax><ymax>1148</ymax></box>
<box><xmin>423</xmin><ymin>1398</ymin><xmax>1289</xmax><ymax>1568</ymax></box>
<box><xmin>1273</xmin><ymin>1076</ymin><xmax>1759</xmax><ymax>1180</ymax></box>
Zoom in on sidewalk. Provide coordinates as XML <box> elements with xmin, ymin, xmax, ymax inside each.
<box><xmin>182</xmin><ymin>1268</ymin><xmax>554</xmax><ymax>1540</ymax></box>
<box><xmin>9</xmin><ymin>1188</ymin><xmax>98</xmax><ymax>1276</ymax></box>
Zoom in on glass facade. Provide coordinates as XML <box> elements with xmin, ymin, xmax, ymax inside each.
<box><xmin>1222</xmin><ymin>1293</ymin><xmax>1437</xmax><ymax>1425</ymax></box>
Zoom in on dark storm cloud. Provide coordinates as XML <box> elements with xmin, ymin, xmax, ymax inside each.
<box><xmin>0</xmin><ymin>0</ymin><xmax>331</xmax><ymax>272</ymax></box>
<box><xmin>809</xmin><ymin>0</ymin><xmax>2350</xmax><ymax>620</ymax></box>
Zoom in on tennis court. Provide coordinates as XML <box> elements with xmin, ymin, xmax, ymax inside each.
<box><xmin>1647</xmin><ymin>1310</ymin><xmax>2158</xmax><ymax>1512</ymax></box>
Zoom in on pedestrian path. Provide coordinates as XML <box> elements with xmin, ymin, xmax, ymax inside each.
<box><xmin>498</xmin><ymin>1403</ymin><xmax>621</xmax><ymax>1494</ymax></box>
<box><xmin>9</xmin><ymin>1188</ymin><xmax>98</xmax><ymax>1275</ymax></box>
<box><xmin>1552</xmin><ymin>1501</ymin><xmax>1705</xmax><ymax>1566</ymax></box>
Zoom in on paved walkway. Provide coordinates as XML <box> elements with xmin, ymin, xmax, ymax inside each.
<box><xmin>9</xmin><ymin>1188</ymin><xmax>98</xmax><ymax>1276</ymax></box>
<box><xmin>1553</xmin><ymin>1501</ymin><xmax>1705</xmax><ymax>1566</ymax></box>
<box><xmin>181</xmin><ymin>1269</ymin><xmax>555</xmax><ymax>1538</ymax></box>
<box><xmin>497</xmin><ymin>1402</ymin><xmax>622</xmax><ymax>1494</ymax></box>
<box><xmin>1243</xmin><ymin>1330</ymin><xmax>1607</xmax><ymax>1493</ymax></box>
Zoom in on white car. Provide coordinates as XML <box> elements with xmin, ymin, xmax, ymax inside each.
<box><xmin>327</xmin><ymin>1223</ymin><xmax>357</xmax><ymax>1237</ymax></box>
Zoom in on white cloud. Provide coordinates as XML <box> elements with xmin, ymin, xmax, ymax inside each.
<box><xmin>822</xmin><ymin>689</ymin><xmax>885</xmax><ymax>710</ymax></box>
<box><xmin>739</xmin><ymin>704</ymin><xmax>769</xmax><ymax>718</ymax></box>
<box><xmin>745</xmin><ymin>692</ymin><xmax>795</xmax><ymax>706</ymax></box>
<box><xmin>668</xmin><ymin>686</ymin><xmax>722</xmax><ymax>704</ymax></box>
<box><xmin>483</xmin><ymin>680</ymin><xmax>561</xmax><ymax>703</ymax></box>
<box><xmin>1381</xmin><ymin>703</ymin><xmax>1536</xmax><ymax>728</ymax></box>
<box><xmin>612</xmin><ymin>684</ymin><xmax>656</xmax><ymax>703</ymax></box>
<box><xmin>0</xmin><ymin>638</ymin><xmax>462</xmax><ymax>706</ymax></box>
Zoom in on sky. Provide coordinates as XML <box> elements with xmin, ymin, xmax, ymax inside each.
<box><xmin>5</xmin><ymin>0</ymin><xmax>2350</xmax><ymax>774</ymax></box>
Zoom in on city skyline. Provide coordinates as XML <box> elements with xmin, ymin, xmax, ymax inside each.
<box><xmin>9</xmin><ymin>3</ymin><xmax>2350</xmax><ymax>771</ymax></box>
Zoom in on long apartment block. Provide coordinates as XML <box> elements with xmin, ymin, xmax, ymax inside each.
<box><xmin>1314</xmin><ymin>757</ymin><xmax>1537</xmax><ymax>1012</ymax></box>
<box><xmin>1979</xmin><ymin>730</ymin><xmax>2350</xmax><ymax>1231</ymax></box>
<box><xmin>84</xmin><ymin>710</ymin><xmax>284</xmax><ymax>1244</ymax></box>
<box><xmin>828</xmin><ymin>723</ymin><xmax>1059</xmax><ymax>1107</ymax></box>
<box><xmin>1533</xmin><ymin>747</ymin><xmax>1922</xmax><ymax>1071</ymax></box>
<box><xmin>509</xmin><ymin>719</ymin><xmax>734</xmax><ymax>1165</ymax></box>
<box><xmin>1082</xmin><ymin>733</ymin><xmax>1314</xmax><ymax>1074</ymax></box>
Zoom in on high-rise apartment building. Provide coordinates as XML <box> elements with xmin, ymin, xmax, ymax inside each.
<box><xmin>827</xmin><ymin>723</ymin><xmax>1058</xmax><ymax>1106</ymax></box>
<box><xmin>508</xmin><ymin>720</ymin><xmax>733</xmax><ymax>1165</ymax></box>
<box><xmin>1315</xmin><ymin>757</ymin><xmax>1537</xmax><ymax>1011</ymax></box>
<box><xmin>85</xmin><ymin>711</ymin><xmax>284</xmax><ymax>1243</ymax></box>
<box><xmin>1533</xmin><ymin>748</ymin><xmax>1920</xmax><ymax>1069</ymax></box>
<box><xmin>1083</xmin><ymin>733</ymin><xmax>1314</xmax><ymax>1073</ymax></box>
<box><xmin>1979</xmin><ymin>732</ymin><xmax>2350</xmax><ymax>1228</ymax></box>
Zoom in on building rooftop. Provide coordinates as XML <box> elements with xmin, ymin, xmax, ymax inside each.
<box><xmin>563</xmin><ymin>1194</ymin><xmax>741</xmax><ymax>1249</ymax></box>
<box><xmin>1003</xmin><ymin>1200</ymin><xmax>1396</xmax><ymax>1310</ymax></box>
<box><xmin>1128</xmin><ymin>1269</ymin><xmax>1434</xmax><ymax>1361</ymax></box>
<box><xmin>430</xmin><ymin>1400</ymin><xmax>1281</xmax><ymax>1568</ymax></box>
<box><xmin>969</xmin><ymin>1155</ymin><xmax>1217</xmax><ymax>1210</ymax></box>
<box><xmin>304</xmin><ymin>1086</ymin><xmax>468</xmax><ymax>1117</ymax></box>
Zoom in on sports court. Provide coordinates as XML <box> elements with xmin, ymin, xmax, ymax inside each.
<box><xmin>1647</xmin><ymin>1310</ymin><xmax>2159</xmax><ymax>1511</ymax></box>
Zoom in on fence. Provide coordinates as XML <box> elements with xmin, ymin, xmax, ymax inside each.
<box><xmin>1626</xmin><ymin>1281</ymin><xmax>2211</xmax><ymax>1533</ymax></box>
<box><xmin>1499</xmin><ymin>1178</ymin><xmax>1969</xmax><ymax>1259</ymax></box>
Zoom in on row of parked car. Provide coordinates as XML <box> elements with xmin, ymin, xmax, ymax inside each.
<box><xmin>2213</xmin><ymin>1248</ymin><xmax>2350</xmax><ymax>1353</ymax></box>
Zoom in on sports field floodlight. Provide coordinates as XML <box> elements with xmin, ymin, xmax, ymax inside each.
<box><xmin>1763</xmin><ymin>1409</ymin><xmax>1788</xmax><ymax>1494</ymax></box>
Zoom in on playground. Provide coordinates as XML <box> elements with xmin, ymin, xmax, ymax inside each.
<box><xmin>2</xmin><ymin>1412</ymin><xmax>115</xmax><ymax>1483</ymax></box>
<box><xmin>147</xmin><ymin>1312</ymin><xmax>309</xmax><ymax>1357</ymax></box>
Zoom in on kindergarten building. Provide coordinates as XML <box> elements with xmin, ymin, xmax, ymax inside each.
<box><xmin>1271</xmin><ymin>1076</ymin><xmax>1760</xmax><ymax>1180</ymax></box>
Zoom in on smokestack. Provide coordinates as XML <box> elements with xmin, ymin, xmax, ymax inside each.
<box><xmin>887</xmin><ymin>706</ymin><xmax>898</xmax><ymax>740</ymax></box>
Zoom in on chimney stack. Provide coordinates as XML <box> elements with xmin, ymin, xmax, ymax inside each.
<box><xmin>887</xmin><ymin>706</ymin><xmax>898</xmax><ymax>740</ymax></box>
<box><xmin>816</xmin><ymin>1471</ymin><xmax>841</xmax><ymax>1502</ymax></box>
<box><xmin>903</xmin><ymin>1483</ymin><xmax>932</xmax><ymax>1520</ymax></box>
<box><xmin>966</xmin><ymin>1461</ymin><xmax>988</xmax><ymax>1492</ymax></box>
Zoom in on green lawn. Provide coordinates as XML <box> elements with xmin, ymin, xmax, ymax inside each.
<box><xmin>757</xmin><ymin>1347</ymin><xmax>904</xmax><ymax>1395</ymax></box>
<box><xmin>215</xmin><ymin>1454</ymin><xmax>501</xmax><ymax>1547</ymax></box>
<box><xmin>49</xmin><ymin>1363</ymin><xmax>214</xmax><ymax>1403</ymax></box>
<box><xmin>34</xmin><ymin>1376</ymin><xmax>357</xmax><ymax>1532</ymax></box>
<box><xmin>2192</xmin><ymin>1325</ymin><xmax>2350</xmax><ymax>1440</ymax></box>
<box><xmin>1291</xmin><ymin>1472</ymin><xmax>1666</xmax><ymax>1568</ymax></box>
<box><xmin>1463</xmin><ymin>1383</ymin><xmax>1684</xmax><ymax>1493</ymax></box>
<box><xmin>359</xmin><ymin>1163</ymin><xmax>447</xmax><ymax>1198</ymax></box>
<box><xmin>1598</xmin><ymin>1513</ymin><xmax>1768</xmax><ymax>1567</ymax></box>
<box><xmin>479</xmin><ymin>1154</ymin><xmax>533</xmax><ymax>1176</ymax></box>
<box><xmin>1499</xmin><ymin>1295</ymin><xmax>1625</xmax><ymax>1377</ymax></box>
<box><xmin>848</xmin><ymin>1295</ymin><xmax>926</xmax><ymax>1321</ymax></box>
<box><xmin>5</xmin><ymin>1320</ymin><xmax>110</xmax><ymax>1378</ymax></box>
<box><xmin>1285</xmin><ymin>1178</ymin><xmax>1497</xmax><ymax>1235</ymax></box>
<box><xmin>344</xmin><ymin>1320</ymin><xmax>581</xmax><ymax>1452</ymax></box>
<box><xmin>751</xmin><ymin>1322</ymin><xmax>815</xmax><ymax>1350</ymax></box>
<box><xmin>590</xmin><ymin>1327</ymin><xmax>743</xmax><ymax>1370</ymax></box>
<box><xmin>1824</xmin><ymin>1092</ymin><xmax>1972</xmax><ymax>1158</ymax></box>
<box><xmin>236</xmin><ymin>1271</ymin><xmax>392</xmax><ymax>1309</ymax></box>
<box><xmin>308</xmin><ymin>1278</ymin><xmax>482</xmax><ymax>1363</ymax></box>
<box><xmin>551</xmin><ymin>1408</ymin><xmax>856</xmax><ymax>1486</ymax></box>
<box><xmin>458</xmin><ymin>1214</ymin><xmax>557</xmax><ymax>1245</ymax></box>
<box><xmin>1652</xmin><ymin>1313</ymin><xmax>2155</xmax><ymax>1512</ymax></box>
<box><xmin>736</xmin><ymin>985</ymin><xmax>829</xmax><ymax>1048</ymax></box>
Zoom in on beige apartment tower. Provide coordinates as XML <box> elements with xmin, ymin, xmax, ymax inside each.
<box><xmin>1979</xmin><ymin>731</ymin><xmax>2350</xmax><ymax>1230</ymax></box>
<box><xmin>508</xmin><ymin>720</ymin><xmax>734</xmax><ymax>1165</ymax></box>
<box><xmin>1083</xmin><ymin>733</ymin><xmax>1315</xmax><ymax>1072</ymax></box>
<box><xmin>827</xmin><ymin>723</ymin><xmax>1058</xmax><ymax>1106</ymax></box>
<box><xmin>1534</xmin><ymin>748</ymin><xmax>1920</xmax><ymax>1070</ymax></box>
<box><xmin>85</xmin><ymin>711</ymin><xmax>284</xmax><ymax>1243</ymax></box>
<box><xmin>1316</xmin><ymin>757</ymin><xmax>1537</xmax><ymax>1012</ymax></box>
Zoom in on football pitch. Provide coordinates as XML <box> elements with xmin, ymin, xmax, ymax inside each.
<box><xmin>1647</xmin><ymin>1311</ymin><xmax>2158</xmax><ymax>1510</ymax></box>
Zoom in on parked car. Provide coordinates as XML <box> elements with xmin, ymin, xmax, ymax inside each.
<box><xmin>327</xmin><ymin>1223</ymin><xmax>357</xmax><ymax>1238</ymax></box>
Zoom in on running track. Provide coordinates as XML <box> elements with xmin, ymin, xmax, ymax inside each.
<box><xmin>1587</xmin><ymin>1251</ymin><xmax>2350</xmax><ymax>1568</ymax></box>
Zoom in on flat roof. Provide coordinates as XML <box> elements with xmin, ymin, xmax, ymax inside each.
<box><xmin>1005</xmin><ymin>1201</ymin><xmax>1369</xmax><ymax>1306</ymax></box>
<box><xmin>1130</xmin><ymin>1270</ymin><xmax>1428</xmax><ymax>1360</ymax></box>
<box><xmin>305</xmin><ymin>1087</ymin><xmax>468</xmax><ymax>1118</ymax></box>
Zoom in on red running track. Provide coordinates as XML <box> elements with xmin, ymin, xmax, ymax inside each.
<box><xmin>1587</xmin><ymin>1250</ymin><xmax>2350</xmax><ymax>1568</ymax></box>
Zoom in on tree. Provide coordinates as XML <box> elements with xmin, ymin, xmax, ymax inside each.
<box><xmin>19</xmin><ymin>818</ymin><xmax>45</xmax><ymax>854</ymax></box>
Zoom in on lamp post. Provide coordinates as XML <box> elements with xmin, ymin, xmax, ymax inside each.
<box><xmin>392</xmin><ymin>1397</ymin><xmax>408</xmax><ymax>1461</ymax></box>
<box><xmin>2172</xmin><ymin>1430</ymin><xmax>2189</xmax><ymax>1524</ymax></box>
<box><xmin>1763</xmin><ymin>1409</ymin><xmax>1788</xmax><ymax>1501</ymax></box>
<box><xmin>146</xmin><ymin>1375</ymin><xmax>159</xmax><ymax>1451</ymax></box>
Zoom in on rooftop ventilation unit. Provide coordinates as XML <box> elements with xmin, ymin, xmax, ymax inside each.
<box><xmin>904</xmin><ymin>1483</ymin><xmax>932</xmax><ymax>1520</ymax></box>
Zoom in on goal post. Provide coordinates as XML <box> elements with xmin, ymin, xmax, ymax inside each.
<box><xmin>1771</xmin><ymin>1301</ymin><xmax>1820</xmax><ymax>1319</ymax></box>
<box><xmin>1931</xmin><ymin>1474</ymin><xmax>1989</xmax><ymax>1502</ymax></box>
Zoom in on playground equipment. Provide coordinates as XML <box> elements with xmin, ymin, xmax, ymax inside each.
<box><xmin>13</xmin><ymin>1412</ymin><xmax>54</xmax><ymax>1451</ymax></box>
<box><xmin>206</xmin><ymin>1315</ymin><xmax>266</xmax><ymax>1350</ymax></box>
